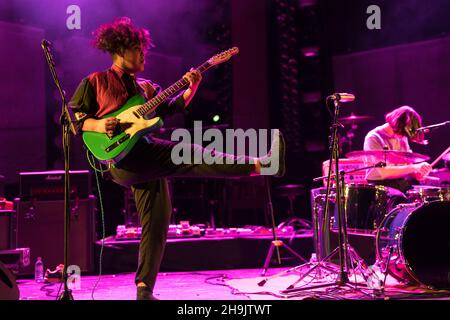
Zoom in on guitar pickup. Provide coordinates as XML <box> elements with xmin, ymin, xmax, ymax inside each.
<box><xmin>105</xmin><ymin>134</ymin><xmax>131</xmax><ymax>153</ymax></box>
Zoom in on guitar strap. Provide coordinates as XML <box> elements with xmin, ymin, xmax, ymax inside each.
<box><xmin>122</xmin><ymin>73</ymin><xmax>143</xmax><ymax>98</ymax></box>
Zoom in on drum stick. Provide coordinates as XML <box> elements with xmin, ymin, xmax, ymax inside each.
<box><xmin>430</xmin><ymin>146</ymin><xmax>450</xmax><ymax>168</ymax></box>
<box><xmin>423</xmin><ymin>176</ymin><xmax>440</xmax><ymax>181</ymax></box>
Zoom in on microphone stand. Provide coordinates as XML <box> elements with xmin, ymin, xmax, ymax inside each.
<box><xmin>276</xmin><ymin>95</ymin><xmax>372</xmax><ymax>297</ymax></box>
<box><xmin>41</xmin><ymin>39</ymin><xmax>77</xmax><ymax>300</ymax></box>
<box><xmin>312</xmin><ymin>161</ymin><xmax>386</xmax><ymax>183</ymax></box>
<box><xmin>416</xmin><ymin>120</ymin><xmax>450</xmax><ymax>133</ymax></box>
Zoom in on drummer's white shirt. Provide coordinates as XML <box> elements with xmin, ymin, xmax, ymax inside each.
<box><xmin>364</xmin><ymin>125</ymin><xmax>411</xmax><ymax>152</ymax></box>
<box><xmin>363</xmin><ymin>125</ymin><xmax>412</xmax><ymax>180</ymax></box>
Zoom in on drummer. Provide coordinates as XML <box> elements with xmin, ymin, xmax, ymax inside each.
<box><xmin>363</xmin><ymin>106</ymin><xmax>432</xmax><ymax>193</ymax></box>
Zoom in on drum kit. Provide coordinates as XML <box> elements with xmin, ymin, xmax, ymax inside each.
<box><xmin>259</xmin><ymin>95</ymin><xmax>450</xmax><ymax>297</ymax></box>
<box><xmin>310</xmin><ymin>148</ymin><xmax>450</xmax><ymax>291</ymax></box>
<box><xmin>302</xmin><ymin>109</ymin><xmax>449</xmax><ymax>293</ymax></box>
<box><xmin>307</xmin><ymin>116</ymin><xmax>450</xmax><ymax>291</ymax></box>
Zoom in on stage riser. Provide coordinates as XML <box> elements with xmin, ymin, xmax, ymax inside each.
<box><xmin>94</xmin><ymin>235</ymin><xmax>314</xmax><ymax>273</ymax></box>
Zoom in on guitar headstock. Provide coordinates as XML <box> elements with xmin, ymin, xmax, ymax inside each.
<box><xmin>208</xmin><ymin>47</ymin><xmax>239</xmax><ymax>66</ymax></box>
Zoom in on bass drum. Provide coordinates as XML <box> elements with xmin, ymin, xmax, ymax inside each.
<box><xmin>376</xmin><ymin>201</ymin><xmax>450</xmax><ymax>289</ymax></box>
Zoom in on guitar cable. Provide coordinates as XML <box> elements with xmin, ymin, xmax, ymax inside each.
<box><xmin>86</xmin><ymin>149</ymin><xmax>111</xmax><ymax>174</ymax></box>
<box><xmin>86</xmin><ymin>150</ymin><xmax>107</xmax><ymax>300</ymax></box>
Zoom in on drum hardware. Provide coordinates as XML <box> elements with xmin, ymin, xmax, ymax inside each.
<box><xmin>398</xmin><ymin>202</ymin><xmax>420</xmax><ymax>208</ymax></box>
<box><xmin>338</xmin><ymin>113</ymin><xmax>374</xmax><ymax>125</ymax></box>
<box><xmin>257</xmin><ymin>188</ymin><xmax>338</xmax><ymax>285</ymax></box>
<box><xmin>259</xmin><ymin>177</ymin><xmax>308</xmax><ymax>278</ymax></box>
<box><xmin>338</xmin><ymin>113</ymin><xmax>374</xmax><ymax>152</ymax></box>
<box><xmin>380</xmin><ymin>246</ymin><xmax>395</xmax><ymax>293</ymax></box>
<box><xmin>281</xmin><ymin>241</ymin><xmax>371</xmax><ymax>292</ymax></box>
<box><xmin>275</xmin><ymin>184</ymin><xmax>310</xmax><ymax>229</ymax></box>
<box><xmin>367</xmin><ymin>245</ymin><xmax>394</xmax><ymax>297</ymax></box>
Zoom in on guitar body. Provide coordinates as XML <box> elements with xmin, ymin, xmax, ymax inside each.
<box><xmin>82</xmin><ymin>95</ymin><xmax>163</xmax><ymax>164</ymax></box>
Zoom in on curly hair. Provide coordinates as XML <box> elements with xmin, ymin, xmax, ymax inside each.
<box><xmin>92</xmin><ymin>17</ymin><xmax>154</xmax><ymax>55</ymax></box>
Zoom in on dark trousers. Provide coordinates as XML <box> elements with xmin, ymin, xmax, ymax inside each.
<box><xmin>109</xmin><ymin>137</ymin><xmax>255</xmax><ymax>290</ymax></box>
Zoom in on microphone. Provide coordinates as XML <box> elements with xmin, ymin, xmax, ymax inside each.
<box><xmin>328</xmin><ymin>93</ymin><xmax>355</xmax><ymax>103</ymax></box>
<box><xmin>406</xmin><ymin>126</ymin><xmax>429</xmax><ymax>145</ymax></box>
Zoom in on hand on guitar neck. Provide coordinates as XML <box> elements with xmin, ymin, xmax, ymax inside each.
<box><xmin>181</xmin><ymin>68</ymin><xmax>202</xmax><ymax>106</ymax></box>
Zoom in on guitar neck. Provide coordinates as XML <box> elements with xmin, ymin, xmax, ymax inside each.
<box><xmin>137</xmin><ymin>60</ymin><xmax>213</xmax><ymax>117</ymax></box>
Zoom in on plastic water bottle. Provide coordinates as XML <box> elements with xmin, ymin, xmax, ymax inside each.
<box><xmin>34</xmin><ymin>257</ymin><xmax>44</xmax><ymax>283</ymax></box>
<box><xmin>309</xmin><ymin>253</ymin><xmax>318</xmax><ymax>264</ymax></box>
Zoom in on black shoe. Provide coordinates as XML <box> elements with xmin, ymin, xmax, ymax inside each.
<box><xmin>260</xmin><ymin>130</ymin><xmax>286</xmax><ymax>177</ymax></box>
<box><xmin>136</xmin><ymin>286</ymin><xmax>159</xmax><ymax>300</ymax></box>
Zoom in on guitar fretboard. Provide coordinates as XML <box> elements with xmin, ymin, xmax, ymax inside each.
<box><xmin>137</xmin><ymin>61</ymin><xmax>213</xmax><ymax>117</ymax></box>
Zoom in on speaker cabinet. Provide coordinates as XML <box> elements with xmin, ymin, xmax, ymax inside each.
<box><xmin>15</xmin><ymin>195</ymin><xmax>96</xmax><ymax>275</ymax></box>
<box><xmin>0</xmin><ymin>210</ymin><xmax>16</xmax><ymax>250</ymax></box>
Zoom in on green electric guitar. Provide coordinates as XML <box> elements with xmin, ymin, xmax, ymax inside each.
<box><xmin>82</xmin><ymin>47</ymin><xmax>239</xmax><ymax>165</ymax></box>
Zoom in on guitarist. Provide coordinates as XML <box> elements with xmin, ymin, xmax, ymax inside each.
<box><xmin>70</xmin><ymin>17</ymin><xmax>285</xmax><ymax>300</ymax></box>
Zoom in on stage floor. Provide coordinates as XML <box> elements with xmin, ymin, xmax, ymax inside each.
<box><xmin>17</xmin><ymin>266</ymin><xmax>450</xmax><ymax>300</ymax></box>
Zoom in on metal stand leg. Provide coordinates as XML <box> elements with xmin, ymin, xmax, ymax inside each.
<box><xmin>260</xmin><ymin>177</ymin><xmax>308</xmax><ymax>277</ymax></box>
<box><xmin>260</xmin><ymin>240</ymin><xmax>308</xmax><ymax>277</ymax></box>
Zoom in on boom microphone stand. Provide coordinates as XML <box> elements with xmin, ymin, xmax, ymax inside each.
<box><xmin>42</xmin><ymin>39</ymin><xmax>77</xmax><ymax>300</ymax></box>
<box><xmin>277</xmin><ymin>94</ymin><xmax>371</xmax><ymax>296</ymax></box>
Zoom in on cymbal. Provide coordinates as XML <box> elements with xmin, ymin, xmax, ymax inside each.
<box><xmin>346</xmin><ymin>150</ymin><xmax>430</xmax><ymax>165</ymax></box>
<box><xmin>338</xmin><ymin>113</ymin><xmax>373</xmax><ymax>125</ymax></box>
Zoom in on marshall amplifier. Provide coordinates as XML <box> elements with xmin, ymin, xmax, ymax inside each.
<box><xmin>19</xmin><ymin>170</ymin><xmax>92</xmax><ymax>201</ymax></box>
<box><xmin>15</xmin><ymin>195</ymin><xmax>97</xmax><ymax>275</ymax></box>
